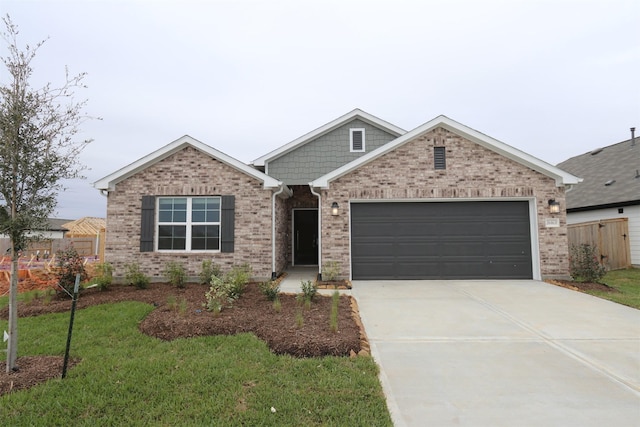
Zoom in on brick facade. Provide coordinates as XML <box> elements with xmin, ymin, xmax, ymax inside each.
<box><xmin>318</xmin><ymin>127</ymin><xmax>570</xmax><ymax>280</ymax></box>
<box><xmin>105</xmin><ymin>146</ymin><xmax>275</xmax><ymax>280</ymax></box>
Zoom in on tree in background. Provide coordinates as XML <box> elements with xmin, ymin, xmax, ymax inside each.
<box><xmin>0</xmin><ymin>15</ymin><xmax>95</xmax><ymax>372</ymax></box>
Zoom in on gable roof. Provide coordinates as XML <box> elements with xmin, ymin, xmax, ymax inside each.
<box><xmin>557</xmin><ymin>138</ymin><xmax>639</xmax><ymax>210</ymax></box>
<box><xmin>94</xmin><ymin>135</ymin><xmax>283</xmax><ymax>191</ymax></box>
<box><xmin>62</xmin><ymin>217</ymin><xmax>106</xmax><ymax>236</ymax></box>
<box><xmin>252</xmin><ymin>108</ymin><xmax>406</xmax><ymax>167</ymax></box>
<box><xmin>311</xmin><ymin>115</ymin><xmax>581</xmax><ymax>188</ymax></box>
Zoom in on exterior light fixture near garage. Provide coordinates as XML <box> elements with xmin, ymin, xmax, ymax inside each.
<box><xmin>331</xmin><ymin>202</ymin><xmax>339</xmax><ymax>216</ymax></box>
<box><xmin>548</xmin><ymin>199</ymin><xmax>560</xmax><ymax>214</ymax></box>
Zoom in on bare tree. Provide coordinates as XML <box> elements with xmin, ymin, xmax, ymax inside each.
<box><xmin>0</xmin><ymin>15</ymin><xmax>94</xmax><ymax>372</ymax></box>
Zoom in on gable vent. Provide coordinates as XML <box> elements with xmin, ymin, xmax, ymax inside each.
<box><xmin>350</xmin><ymin>128</ymin><xmax>365</xmax><ymax>152</ymax></box>
<box><xmin>434</xmin><ymin>146</ymin><xmax>446</xmax><ymax>170</ymax></box>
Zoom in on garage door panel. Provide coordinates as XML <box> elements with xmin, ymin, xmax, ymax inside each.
<box><xmin>351</xmin><ymin>201</ymin><xmax>533</xmax><ymax>280</ymax></box>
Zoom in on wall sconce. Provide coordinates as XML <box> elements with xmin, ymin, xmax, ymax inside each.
<box><xmin>331</xmin><ymin>202</ymin><xmax>339</xmax><ymax>216</ymax></box>
<box><xmin>548</xmin><ymin>199</ymin><xmax>560</xmax><ymax>214</ymax></box>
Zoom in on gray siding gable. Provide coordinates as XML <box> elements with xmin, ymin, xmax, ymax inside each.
<box><xmin>267</xmin><ymin>119</ymin><xmax>398</xmax><ymax>184</ymax></box>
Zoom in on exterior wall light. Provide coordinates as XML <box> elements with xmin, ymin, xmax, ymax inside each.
<box><xmin>331</xmin><ymin>202</ymin><xmax>339</xmax><ymax>216</ymax></box>
<box><xmin>548</xmin><ymin>199</ymin><xmax>560</xmax><ymax>214</ymax></box>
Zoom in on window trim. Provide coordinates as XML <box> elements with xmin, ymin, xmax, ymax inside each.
<box><xmin>156</xmin><ymin>196</ymin><xmax>222</xmax><ymax>252</ymax></box>
<box><xmin>350</xmin><ymin>128</ymin><xmax>366</xmax><ymax>152</ymax></box>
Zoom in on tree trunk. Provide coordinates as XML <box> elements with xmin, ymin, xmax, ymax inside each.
<box><xmin>6</xmin><ymin>248</ymin><xmax>18</xmax><ymax>372</ymax></box>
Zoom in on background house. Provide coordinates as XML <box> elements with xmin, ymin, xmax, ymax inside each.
<box><xmin>557</xmin><ymin>129</ymin><xmax>639</xmax><ymax>268</ymax></box>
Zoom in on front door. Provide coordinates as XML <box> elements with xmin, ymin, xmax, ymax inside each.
<box><xmin>293</xmin><ymin>209</ymin><xmax>318</xmax><ymax>265</ymax></box>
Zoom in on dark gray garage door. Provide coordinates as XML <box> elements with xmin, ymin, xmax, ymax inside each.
<box><xmin>351</xmin><ymin>201</ymin><xmax>533</xmax><ymax>280</ymax></box>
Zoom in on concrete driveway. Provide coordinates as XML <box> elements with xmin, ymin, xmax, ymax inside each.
<box><xmin>351</xmin><ymin>280</ymin><xmax>640</xmax><ymax>427</ymax></box>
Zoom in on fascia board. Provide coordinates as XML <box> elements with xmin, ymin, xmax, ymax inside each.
<box><xmin>311</xmin><ymin>115</ymin><xmax>582</xmax><ymax>188</ymax></box>
<box><xmin>93</xmin><ymin>135</ymin><xmax>282</xmax><ymax>191</ymax></box>
<box><xmin>252</xmin><ymin>108</ymin><xmax>406</xmax><ymax>167</ymax></box>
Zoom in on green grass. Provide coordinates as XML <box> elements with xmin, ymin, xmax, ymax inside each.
<box><xmin>1</xmin><ymin>301</ymin><xmax>391</xmax><ymax>426</ymax></box>
<box><xmin>587</xmin><ymin>267</ymin><xmax>640</xmax><ymax>309</ymax></box>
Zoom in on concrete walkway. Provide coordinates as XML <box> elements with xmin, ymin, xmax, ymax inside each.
<box><xmin>351</xmin><ymin>280</ymin><xmax>640</xmax><ymax>427</ymax></box>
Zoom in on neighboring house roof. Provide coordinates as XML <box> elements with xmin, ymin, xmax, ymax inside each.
<box><xmin>94</xmin><ymin>135</ymin><xmax>284</xmax><ymax>191</ymax></box>
<box><xmin>62</xmin><ymin>217</ymin><xmax>106</xmax><ymax>236</ymax></box>
<box><xmin>46</xmin><ymin>218</ymin><xmax>72</xmax><ymax>232</ymax></box>
<box><xmin>311</xmin><ymin>115</ymin><xmax>581</xmax><ymax>188</ymax></box>
<box><xmin>557</xmin><ymin>137</ymin><xmax>640</xmax><ymax>210</ymax></box>
<box><xmin>252</xmin><ymin>108</ymin><xmax>406</xmax><ymax>167</ymax></box>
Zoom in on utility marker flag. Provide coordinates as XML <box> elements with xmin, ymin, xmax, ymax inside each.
<box><xmin>3</xmin><ymin>330</ymin><xmax>7</xmax><ymax>342</ymax></box>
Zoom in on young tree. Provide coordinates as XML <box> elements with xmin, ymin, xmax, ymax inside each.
<box><xmin>0</xmin><ymin>15</ymin><xmax>94</xmax><ymax>372</ymax></box>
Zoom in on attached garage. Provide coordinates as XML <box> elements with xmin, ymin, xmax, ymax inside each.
<box><xmin>351</xmin><ymin>201</ymin><xmax>533</xmax><ymax>280</ymax></box>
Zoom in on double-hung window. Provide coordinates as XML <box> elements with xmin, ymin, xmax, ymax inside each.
<box><xmin>157</xmin><ymin>196</ymin><xmax>221</xmax><ymax>251</ymax></box>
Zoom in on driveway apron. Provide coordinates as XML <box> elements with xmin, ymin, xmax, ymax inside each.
<box><xmin>351</xmin><ymin>280</ymin><xmax>640</xmax><ymax>427</ymax></box>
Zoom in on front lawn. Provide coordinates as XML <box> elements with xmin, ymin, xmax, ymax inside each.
<box><xmin>1</xmin><ymin>301</ymin><xmax>392</xmax><ymax>426</ymax></box>
<box><xmin>589</xmin><ymin>267</ymin><xmax>640</xmax><ymax>309</ymax></box>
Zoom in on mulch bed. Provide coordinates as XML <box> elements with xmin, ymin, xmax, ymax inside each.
<box><xmin>0</xmin><ymin>282</ymin><xmax>366</xmax><ymax>396</ymax></box>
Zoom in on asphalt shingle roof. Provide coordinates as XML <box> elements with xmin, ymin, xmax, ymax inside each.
<box><xmin>557</xmin><ymin>137</ymin><xmax>640</xmax><ymax>210</ymax></box>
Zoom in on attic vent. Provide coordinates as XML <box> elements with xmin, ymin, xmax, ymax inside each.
<box><xmin>604</xmin><ymin>179</ymin><xmax>616</xmax><ymax>186</ymax></box>
<box><xmin>590</xmin><ymin>148</ymin><xmax>603</xmax><ymax>155</ymax></box>
<box><xmin>434</xmin><ymin>146</ymin><xmax>446</xmax><ymax>170</ymax></box>
<box><xmin>350</xmin><ymin>128</ymin><xmax>365</xmax><ymax>152</ymax></box>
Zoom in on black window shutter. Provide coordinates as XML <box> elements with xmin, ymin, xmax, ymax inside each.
<box><xmin>221</xmin><ymin>195</ymin><xmax>235</xmax><ymax>253</ymax></box>
<box><xmin>140</xmin><ymin>195</ymin><xmax>155</xmax><ymax>252</ymax></box>
<box><xmin>434</xmin><ymin>147</ymin><xmax>446</xmax><ymax>170</ymax></box>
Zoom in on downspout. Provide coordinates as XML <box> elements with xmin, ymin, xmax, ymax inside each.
<box><xmin>309</xmin><ymin>185</ymin><xmax>322</xmax><ymax>281</ymax></box>
<box><xmin>271</xmin><ymin>184</ymin><xmax>287</xmax><ymax>280</ymax></box>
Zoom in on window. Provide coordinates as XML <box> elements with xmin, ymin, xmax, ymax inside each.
<box><xmin>350</xmin><ymin>128</ymin><xmax>365</xmax><ymax>152</ymax></box>
<box><xmin>157</xmin><ymin>196</ymin><xmax>221</xmax><ymax>251</ymax></box>
<box><xmin>434</xmin><ymin>146</ymin><xmax>446</xmax><ymax>170</ymax></box>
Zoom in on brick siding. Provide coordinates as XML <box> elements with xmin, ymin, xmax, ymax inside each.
<box><xmin>105</xmin><ymin>146</ymin><xmax>274</xmax><ymax>280</ymax></box>
<box><xmin>319</xmin><ymin>127</ymin><xmax>570</xmax><ymax>279</ymax></box>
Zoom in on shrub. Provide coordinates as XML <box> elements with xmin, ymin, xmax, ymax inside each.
<box><xmin>300</xmin><ymin>280</ymin><xmax>317</xmax><ymax>302</ymax></box>
<box><xmin>259</xmin><ymin>280</ymin><xmax>280</xmax><ymax>301</ymax></box>
<box><xmin>203</xmin><ymin>264</ymin><xmax>252</xmax><ymax>313</ymax></box>
<box><xmin>272</xmin><ymin>296</ymin><xmax>281</xmax><ymax>312</ymax></box>
<box><xmin>322</xmin><ymin>261</ymin><xmax>341</xmax><ymax>281</ymax></box>
<box><xmin>164</xmin><ymin>261</ymin><xmax>187</xmax><ymax>288</ymax></box>
<box><xmin>199</xmin><ymin>260</ymin><xmax>221</xmax><ymax>285</ymax></box>
<box><xmin>93</xmin><ymin>262</ymin><xmax>113</xmax><ymax>291</ymax></box>
<box><xmin>124</xmin><ymin>262</ymin><xmax>150</xmax><ymax>289</ymax></box>
<box><xmin>570</xmin><ymin>244</ymin><xmax>606</xmax><ymax>283</ymax></box>
<box><xmin>55</xmin><ymin>246</ymin><xmax>88</xmax><ymax>296</ymax></box>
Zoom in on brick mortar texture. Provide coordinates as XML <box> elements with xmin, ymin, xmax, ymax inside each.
<box><xmin>105</xmin><ymin>146</ymin><xmax>274</xmax><ymax>280</ymax></box>
<box><xmin>319</xmin><ymin>127</ymin><xmax>569</xmax><ymax>279</ymax></box>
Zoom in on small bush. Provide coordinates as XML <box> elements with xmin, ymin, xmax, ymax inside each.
<box><xmin>203</xmin><ymin>264</ymin><xmax>252</xmax><ymax>313</ymax></box>
<box><xmin>300</xmin><ymin>280</ymin><xmax>317</xmax><ymax>302</ymax></box>
<box><xmin>93</xmin><ymin>262</ymin><xmax>113</xmax><ymax>291</ymax></box>
<box><xmin>322</xmin><ymin>261</ymin><xmax>341</xmax><ymax>281</ymax></box>
<box><xmin>124</xmin><ymin>262</ymin><xmax>150</xmax><ymax>289</ymax></box>
<box><xmin>273</xmin><ymin>296</ymin><xmax>281</xmax><ymax>312</ymax></box>
<box><xmin>164</xmin><ymin>261</ymin><xmax>187</xmax><ymax>288</ymax></box>
<box><xmin>259</xmin><ymin>280</ymin><xmax>280</xmax><ymax>301</ymax></box>
<box><xmin>570</xmin><ymin>244</ymin><xmax>606</xmax><ymax>283</ymax></box>
<box><xmin>55</xmin><ymin>246</ymin><xmax>88</xmax><ymax>296</ymax></box>
<box><xmin>199</xmin><ymin>260</ymin><xmax>221</xmax><ymax>285</ymax></box>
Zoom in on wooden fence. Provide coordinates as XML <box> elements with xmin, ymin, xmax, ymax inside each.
<box><xmin>568</xmin><ymin>218</ymin><xmax>631</xmax><ymax>270</ymax></box>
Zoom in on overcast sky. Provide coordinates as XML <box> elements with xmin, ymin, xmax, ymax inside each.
<box><xmin>3</xmin><ymin>0</ymin><xmax>639</xmax><ymax>219</ymax></box>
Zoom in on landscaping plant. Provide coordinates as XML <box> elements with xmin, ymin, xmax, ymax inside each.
<box><xmin>330</xmin><ymin>291</ymin><xmax>340</xmax><ymax>333</ymax></box>
<box><xmin>199</xmin><ymin>259</ymin><xmax>221</xmax><ymax>284</ymax></box>
<box><xmin>259</xmin><ymin>280</ymin><xmax>280</xmax><ymax>301</ymax></box>
<box><xmin>92</xmin><ymin>262</ymin><xmax>113</xmax><ymax>291</ymax></box>
<box><xmin>321</xmin><ymin>261</ymin><xmax>340</xmax><ymax>281</ymax></box>
<box><xmin>124</xmin><ymin>262</ymin><xmax>150</xmax><ymax>289</ymax></box>
<box><xmin>204</xmin><ymin>264</ymin><xmax>252</xmax><ymax>313</ymax></box>
<box><xmin>300</xmin><ymin>280</ymin><xmax>317</xmax><ymax>302</ymax></box>
<box><xmin>164</xmin><ymin>261</ymin><xmax>187</xmax><ymax>288</ymax></box>
<box><xmin>54</xmin><ymin>246</ymin><xmax>88</xmax><ymax>296</ymax></box>
<box><xmin>569</xmin><ymin>244</ymin><xmax>606</xmax><ymax>283</ymax></box>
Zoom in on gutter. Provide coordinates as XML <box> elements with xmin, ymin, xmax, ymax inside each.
<box><xmin>309</xmin><ymin>185</ymin><xmax>323</xmax><ymax>281</ymax></box>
